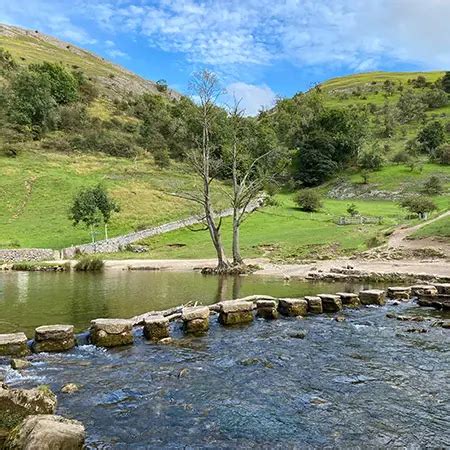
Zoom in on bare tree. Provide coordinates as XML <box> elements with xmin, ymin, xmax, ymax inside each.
<box><xmin>227</xmin><ymin>99</ymin><xmax>280</xmax><ymax>267</ymax></box>
<box><xmin>177</xmin><ymin>70</ymin><xmax>230</xmax><ymax>272</ymax></box>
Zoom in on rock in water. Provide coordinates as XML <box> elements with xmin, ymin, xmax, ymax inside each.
<box><xmin>218</xmin><ymin>301</ymin><xmax>254</xmax><ymax>325</ymax></box>
<box><xmin>0</xmin><ymin>333</ymin><xmax>30</xmax><ymax>357</ymax></box>
<box><xmin>278</xmin><ymin>298</ymin><xmax>308</xmax><ymax>317</ymax></box>
<box><xmin>10</xmin><ymin>359</ymin><xmax>31</xmax><ymax>370</ymax></box>
<box><xmin>318</xmin><ymin>294</ymin><xmax>343</xmax><ymax>313</ymax></box>
<box><xmin>90</xmin><ymin>319</ymin><xmax>133</xmax><ymax>347</ymax></box>
<box><xmin>255</xmin><ymin>300</ymin><xmax>279</xmax><ymax>320</ymax></box>
<box><xmin>0</xmin><ymin>385</ymin><xmax>57</xmax><ymax>436</ymax></box>
<box><xmin>304</xmin><ymin>296</ymin><xmax>323</xmax><ymax>314</ymax></box>
<box><xmin>143</xmin><ymin>315</ymin><xmax>170</xmax><ymax>340</ymax></box>
<box><xmin>61</xmin><ymin>383</ymin><xmax>80</xmax><ymax>394</ymax></box>
<box><xmin>5</xmin><ymin>415</ymin><xmax>85</xmax><ymax>449</ymax></box>
<box><xmin>387</xmin><ymin>287</ymin><xmax>411</xmax><ymax>300</ymax></box>
<box><xmin>32</xmin><ymin>325</ymin><xmax>75</xmax><ymax>353</ymax></box>
<box><xmin>359</xmin><ymin>289</ymin><xmax>386</xmax><ymax>306</ymax></box>
<box><xmin>182</xmin><ymin>306</ymin><xmax>210</xmax><ymax>333</ymax></box>
<box><xmin>335</xmin><ymin>292</ymin><xmax>361</xmax><ymax>308</ymax></box>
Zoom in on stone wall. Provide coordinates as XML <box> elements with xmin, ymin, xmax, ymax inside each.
<box><xmin>62</xmin><ymin>197</ymin><xmax>264</xmax><ymax>258</ymax></box>
<box><xmin>0</xmin><ymin>248</ymin><xmax>59</xmax><ymax>263</ymax></box>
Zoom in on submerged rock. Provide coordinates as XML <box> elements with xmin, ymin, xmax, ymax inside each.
<box><xmin>143</xmin><ymin>315</ymin><xmax>170</xmax><ymax>341</ymax></box>
<box><xmin>90</xmin><ymin>319</ymin><xmax>133</xmax><ymax>347</ymax></box>
<box><xmin>278</xmin><ymin>298</ymin><xmax>308</xmax><ymax>317</ymax></box>
<box><xmin>289</xmin><ymin>330</ymin><xmax>307</xmax><ymax>339</ymax></box>
<box><xmin>10</xmin><ymin>359</ymin><xmax>31</xmax><ymax>371</ymax></box>
<box><xmin>61</xmin><ymin>384</ymin><xmax>80</xmax><ymax>394</ymax></box>
<box><xmin>32</xmin><ymin>325</ymin><xmax>75</xmax><ymax>353</ymax></box>
<box><xmin>318</xmin><ymin>294</ymin><xmax>343</xmax><ymax>313</ymax></box>
<box><xmin>359</xmin><ymin>289</ymin><xmax>386</xmax><ymax>306</ymax></box>
<box><xmin>5</xmin><ymin>414</ymin><xmax>85</xmax><ymax>450</ymax></box>
<box><xmin>0</xmin><ymin>385</ymin><xmax>57</xmax><ymax>436</ymax></box>
<box><xmin>0</xmin><ymin>333</ymin><xmax>30</xmax><ymax>357</ymax></box>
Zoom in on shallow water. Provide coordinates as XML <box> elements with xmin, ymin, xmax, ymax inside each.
<box><xmin>2</xmin><ymin>300</ymin><xmax>450</xmax><ymax>448</ymax></box>
<box><xmin>0</xmin><ymin>270</ymin><xmax>383</xmax><ymax>336</ymax></box>
<box><xmin>1</xmin><ymin>272</ymin><xmax>449</xmax><ymax>447</ymax></box>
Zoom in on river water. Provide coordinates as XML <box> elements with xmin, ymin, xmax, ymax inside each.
<box><xmin>1</xmin><ymin>272</ymin><xmax>449</xmax><ymax>448</ymax></box>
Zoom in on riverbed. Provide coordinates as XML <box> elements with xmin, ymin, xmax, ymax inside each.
<box><xmin>1</xmin><ymin>272</ymin><xmax>449</xmax><ymax>448</ymax></box>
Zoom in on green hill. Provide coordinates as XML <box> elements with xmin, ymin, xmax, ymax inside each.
<box><xmin>0</xmin><ymin>24</ymin><xmax>448</xmax><ymax>259</ymax></box>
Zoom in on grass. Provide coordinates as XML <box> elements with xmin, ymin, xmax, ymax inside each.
<box><xmin>0</xmin><ymin>148</ymin><xmax>227</xmax><ymax>249</ymax></box>
<box><xmin>411</xmin><ymin>215</ymin><xmax>450</xmax><ymax>240</ymax></box>
<box><xmin>100</xmin><ymin>195</ymin><xmax>410</xmax><ymax>261</ymax></box>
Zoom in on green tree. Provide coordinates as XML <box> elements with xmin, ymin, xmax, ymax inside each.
<box><xmin>400</xmin><ymin>195</ymin><xmax>437</xmax><ymax>218</ymax></box>
<box><xmin>91</xmin><ymin>185</ymin><xmax>120</xmax><ymax>240</ymax></box>
<box><xmin>0</xmin><ymin>47</ymin><xmax>17</xmax><ymax>73</ymax></box>
<box><xmin>417</xmin><ymin>121</ymin><xmax>445</xmax><ymax>153</ymax></box>
<box><xmin>30</xmin><ymin>62</ymin><xmax>79</xmax><ymax>104</ymax></box>
<box><xmin>396</xmin><ymin>90</ymin><xmax>426</xmax><ymax>123</ymax></box>
<box><xmin>8</xmin><ymin>69</ymin><xmax>57</xmax><ymax>133</ymax></box>
<box><xmin>358</xmin><ymin>145</ymin><xmax>385</xmax><ymax>171</ymax></box>
<box><xmin>421</xmin><ymin>175</ymin><xmax>444</xmax><ymax>195</ymax></box>
<box><xmin>441</xmin><ymin>71</ymin><xmax>450</xmax><ymax>93</ymax></box>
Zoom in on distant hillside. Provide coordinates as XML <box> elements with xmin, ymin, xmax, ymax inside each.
<box><xmin>0</xmin><ymin>23</ymin><xmax>180</xmax><ymax>100</ymax></box>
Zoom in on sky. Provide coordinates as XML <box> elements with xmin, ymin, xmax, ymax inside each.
<box><xmin>1</xmin><ymin>0</ymin><xmax>449</xmax><ymax>115</ymax></box>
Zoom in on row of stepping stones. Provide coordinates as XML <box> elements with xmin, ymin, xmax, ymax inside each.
<box><xmin>1</xmin><ymin>285</ymin><xmax>447</xmax><ymax>355</ymax></box>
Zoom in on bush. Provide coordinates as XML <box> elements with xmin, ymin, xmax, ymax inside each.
<box><xmin>433</xmin><ymin>144</ymin><xmax>450</xmax><ymax>165</ymax></box>
<box><xmin>391</xmin><ymin>150</ymin><xmax>411</xmax><ymax>164</ymax></box>
<box><xmin>400</xmin><ymin>195</ymin><xmax>437</xmax><ymax>217</ymax></box>
<box><xmin>421</xmin><ymin>88</ymin><xmax>449</xmax><ymax>109</ymax></box>
<box><xmin>417</xmin><ymin>121</ymin><xmax>445</xmax><ymax>153</ymax></box>
<box><xmin>58</xmin><ymin>103</ymin><xmax>88</xmax><ymax>131</ymax></box>
<box><xmin>358</xmin><ymin>150</ymin><xmax>385</xmax><ymax>171</ymax></box>
<box><xmin>421</xmin><ymin>175</ymin><xmax>444</xmax><ymax>195</ymax></box>
<box><xmin>74</xmin><ymin>256</ymin><xmax>104</xmax><ymax>272</ymax></box>
<box><xmin>294</xmin><ymin>189</ymin><xmax>322</xmax><ymax>212</ymax></box>
<box><xmin>346</xmin><ymin>203</ymin><xmax>359</xmax><ymax>217</ymax></box>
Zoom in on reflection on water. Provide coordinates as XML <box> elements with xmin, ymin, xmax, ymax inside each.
<box><xmin>0</xmin><ymin>270</ymin><xmax>383</xmax><ymax>336</ymax></box>
<box><xmin>2</xmin><ymin>301</ymin><xmax>449</xmax><ymax>448</ymax></box>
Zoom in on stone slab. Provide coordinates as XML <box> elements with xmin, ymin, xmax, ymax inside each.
<box><xmin>143</xmin><ymin>316</ymin><xmax>169</xmax><ymax>341</ymax></box>
<box><xmin>278</xmin><ymin>298</ymin><xmax>308</xmax><ymax>317</ymax></box>
<box><xmin>0</xmin><ymin>333</ymin><xmax>30</xmax><ymax>357</ymax></box>
<box><xmin>359</xmin><ymin>289</ymin><xmax>386</xmax><ymax>306</ymax></box>
<box><xmin>219</xmin><ymin>310</ymin><xmax>254</xmax><ymax>325</ymax></box>
<box><xmin>220</xmin><ymin>300</ymin><xmax>254</xmax><ymax>313</ymax></box>
<box><xmin>182</xmin><ymin>306</ymin><xmax>210</xmax><ymax>321</ymax></box>
<box><xmin>304</xmin><ymin>296</ymin><xmax>323</xmax><ymax>314</ymax></box>
<box><xmin>35</xmin><ymin>325</ymin><xmax>74</xmax><ymax>342</ymax></box>
<box><xmin>90</xmin><ymin>319</ymin><xmax>132</xmax><ymax>334</ymax></box>
<box><xmin>318</xmin><ymin>294</ymin><xmax>343</xmax><ymax>312</ymax></box>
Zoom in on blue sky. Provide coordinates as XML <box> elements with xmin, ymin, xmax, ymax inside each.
<box><xmin>1</xmin><ymin>0</ymin><xmax>449</xmax><ymax>115</ymax></box>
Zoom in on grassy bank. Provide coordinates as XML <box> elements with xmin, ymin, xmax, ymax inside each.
<box><xmin>410</xmin><ymin>215</ymin><xmax>450</xmax><ymax>240</ymax></box>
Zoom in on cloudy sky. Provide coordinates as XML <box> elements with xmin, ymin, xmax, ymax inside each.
<box><xmin>1</xmin><ymin>0</ymin><xmax>449</xmax><ymax>114</ymax></box>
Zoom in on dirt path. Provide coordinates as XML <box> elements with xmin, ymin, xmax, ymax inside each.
<box><xmin>388</xmin><ymin>210</ymin><xmax>450</xmax><ymax>247</ymax></box>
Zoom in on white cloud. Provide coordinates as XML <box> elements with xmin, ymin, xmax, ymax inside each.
<box><xmin>226</xmin><ymin>82</ymin><xmax>276</xmax><ymax>116</ymax></box>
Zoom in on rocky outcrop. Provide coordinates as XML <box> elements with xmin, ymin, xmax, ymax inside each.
<box><xmin>359</xmin><ymin>289</ymin><xmax>386</xmax><ymax>306</ymax></box>
<box><xmin>182</xmin><ymin>306</ymin><xmax>210</xmax><ymax>333</ymax></box>
<box><xmin>318</xmin><ymin>294</ymin><xmax>343</xmax><ymax>312</ymax></box>
<box><xmin>0</xmin><ymin>385</ymin><xmax>57</xmax><ymax>437</ymax></box>
<box><xmin>32</xmin><ymin>325</ymin><xmax>75</xmax><ymax>353</ymax></box>
<box><xmin>143</xmin><ymin>316</ymin><xmax>170</xmax><ymax>340</ymax></box>
<box><xmin>90</xmin><ymin>319</ymin><xmax>133</xmax><ymax>347</ymax></box>
<box><xmin>278</xmin><ymin>298</ymin><xmax>308</xmax><ymax>317</ymax></box>
<box><xmin>255</xmin><ymin>300</ymin><xmax>279</xmax><ymax>320</ymax></box>
<box><xmin>0</xmin><ymin>333</ymin><xmax>30</xmax><ymax>357</ymax></box>
<box><xmin>5</xmin><ymin>414</ymin><xmax>85</xmax><ymax>449</ymax></box>
<box><xmin>218</xmin><ymin>301</ymin><xmax>254</xmax><ymax>325</ymax></box>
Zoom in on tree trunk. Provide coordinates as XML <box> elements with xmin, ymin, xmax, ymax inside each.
<box><xmin>232</xmin><ymin>213</ymin><xmax>243</xmax><ymax>266</ymax></box>
<box><xmin>90</xmin><ymin>225</ymin><xmax>95</xmax><ymax>243</ymax></box>
<box><xmin>104</xmin><ymin>223</ymin><xmax>108</xmax><ymax>240</ymax></box>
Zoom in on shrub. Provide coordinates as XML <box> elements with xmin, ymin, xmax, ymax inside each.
<box><xmin>153</xmin><ymin>146</ymin><xmax>171</xmax><ymax>168</ymax></box>
<box><xmin>0</xmin><ymin>46</ymin><xmax>17</xmax><ymax>73</ymax></box>
<box><xmin>433</xmin><ymin>144</ymin><xmax>450</xmax><ymax>164</ymax></box>
<box><xmin>417</xmin><ymin>121</ymin><xmax>445</xmax><ymax>153</ymax></box>
<box><xmin>391</xmin><ymin>150</ymin><xmax>411</xmax><ymax>164</ymax></box>
<box><xmin>74</xmin><ymin>256</ymin><xmax>104</xmax><ymax>272</ymax></box>
<box><xmin>421</xmin><ymin>175</ymin><xmax>444</xmax><ymax>195</ymax></box>
<box><xmin>346</xmin><ymin>203</ymin><xmax>359</xmax><ymax>217</ymax></box>
<box><xmin>58</xmin><ymin>103</ymin><xmax>88</xmax><ymax>131</ymax></box>
<box><xmin>358</xmin><ymin>150</ymin><xmax>385</xmax><ymax>171</ymax></box>
<box><xmin>421</xmin><ymin>88</ymin><xmax>449</xmax><ymax>109</ymax></box>
<box><xmin>294</xmin><ymin>189</ymin><xmax>322</xmax><ymax>212</ymax></box>
<box><xmin>400</xmin><ymin>195</ymin><xmax>437</xmax><ymax>217</ymax></box>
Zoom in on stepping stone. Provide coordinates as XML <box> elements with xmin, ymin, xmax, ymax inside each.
<box><xmin>318</xmin><ymin>294</ymin><xmax>343</xmax><ymax>312</ymax></box>
<box><xmin>182</xmin><ymin>306</ymin><xmax>210</xmax><ymax>333</ymax></box>
<box><xmin>434</xmin><ymin>283</ymin><xmax>450</xmax><ymax>295</ymax></box>
<box><xmin>387</xmin><ymin>287</ymin><xmax>411</xmax><ymax>300</ymax></box>
<box><xmin>32</xmin><ymin>325</ymin><xmax>75</xmax><ymax>352</ymax></box>
<box><xmin>359</xmin><ymin>289</ymin><xmax>386</xmax><ymax>306</ymax></box>
<box><xmin>219</xmin><ymin>300</ymin><xmax>254</xmax><ymax>325</ymax></box>
<box><xmin>0</xmin><ymin>332</ymin><xmax>30</xmax><ymax>357</ymax></box>
<box><xmin>143</xmin><ymin>315</ymin><xmax>170</xmax><ymax>340</ymax></box>
<box><xmin>278</xmin><ymin>298</ymin><xmax>308</xmax><ymax>317</ymax></box>
<box><xmin>90</xmin><ymin>319</ymin><xmax>133</xmax><ymax>347</ymax></box>
<box><xmin>304</xmin><ymin>296</ymin><xmax>323</xmax><ymax>314</ymax></box>
<box><xmin>336</xmin><ymin>292</ymin><xmax>361</xmax><ymax>307</ymax></box>
<box><xmin>410</xmin><ymin>285</ymin><xmax>437</xmax><ymax>297</ymax></box>
<box><xmin>255</xmin><ymin>300</ymin><xmax>279</xmax><ymax>320</ymax></box>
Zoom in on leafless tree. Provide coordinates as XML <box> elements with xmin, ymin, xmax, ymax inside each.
<box><xmin>176</xmin><ymin>70</ymin><xmax>230</xmax><ymax>271</ymax></box>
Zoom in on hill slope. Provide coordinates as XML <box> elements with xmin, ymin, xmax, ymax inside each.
<box><xmin>0</xmin><ymin>23</ymin><xmax>180</xmax><ymax>99</ymax></box>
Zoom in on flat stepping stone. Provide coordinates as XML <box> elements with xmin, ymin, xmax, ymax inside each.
<box><xmin>220</xmin><ymin>300</ymin><xmax>254</xmax><ymax>313</ymax></box>
<box><xmin>304</xmin><ymin>296</ymin><xmax>323</xmax><ymax>314</ymax></box>
<box><xmin>434</xmin><ymin>283</ymin><xmax>450</xmax><ymax>295</ymax></box>
<box><xmin>411</xmin><ymin>285</ymin><xmax>437</xmax><ymax>296</ymax></box>
<box><xmin>359</xmin><ymin>289</ymin><xmax>386</xmax><ymax>306</ymax></box>
<box><xmin>143</xmin><ymin>315</ymin><xmax>170</xmax><ymax>340</ymax></box>
<box><xmin>33</xmin><ymin>325</ymin><xmax>75</xmax><ymax>353</ymax></box>
<box><xmin>90</xmin><ymin>319</ymin><xmax>133</xmax><ymax>347</ymax></box>
<box><xmin>318</xmin><ymin>294</ymin><xmax>343</xmax><ymax>312</ymax></box>
<box><xmin>0</xmin><ymin>332</ymin><xmax>30</xmax><ymax>357</ymax></box>
<box><xmin>219</xmin><ymin>301</ymin><xmax>254</xmax><ymax>325</ymax></box>
<box><xmin>255</xmin><ymin>300</ymin><xmax>279</xmax><ymax>320</ymax></box>
<box><xmin>182</xmin><ymin>306</ymin><xmax>210</xmax><ymax>333</ymax></box>
<box><xmin>278</xmin><ymin>298</ymin><xmax>308</xmax><ymax>317</ymax></box>
<box><xmin>387</xmin><ymin>287</ymin><xmax>411</xmax><ymax>300</ymax></box>
<box><xmin>335</xmin><ymin>292</ymin><xmax>361</xmax><ymax>307</ymax></box>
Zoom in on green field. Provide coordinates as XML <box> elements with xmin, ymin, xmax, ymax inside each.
<box><xmin>411</xmin><ymin>215</ymin><xmax>450</xmax><ymax>240</ymax></box>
